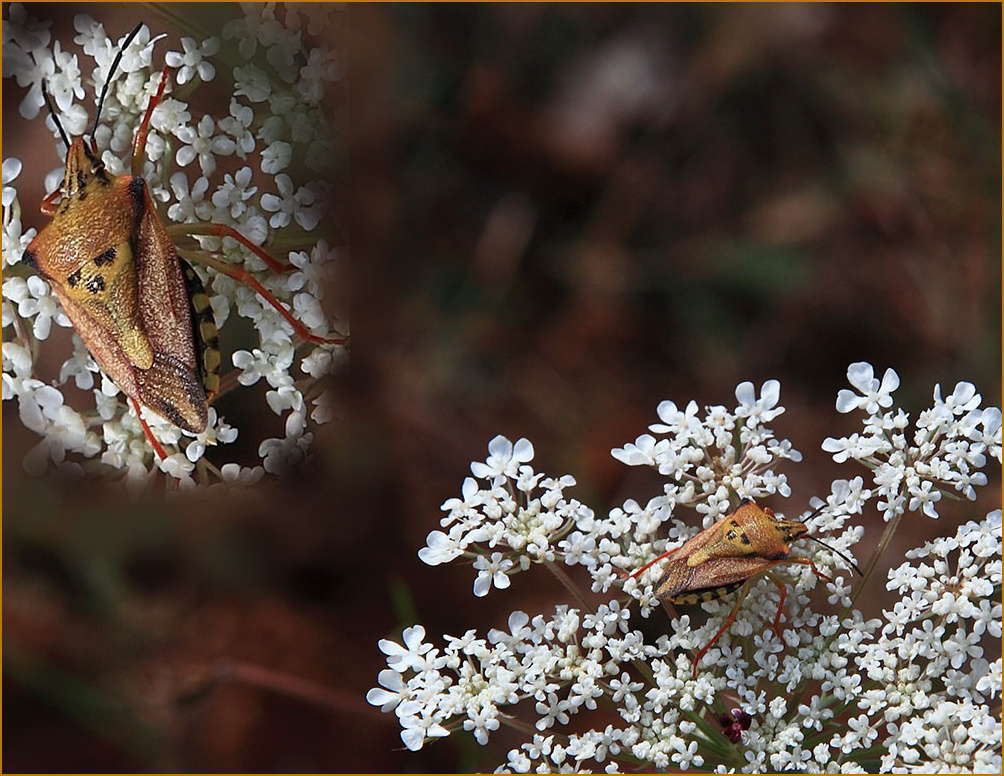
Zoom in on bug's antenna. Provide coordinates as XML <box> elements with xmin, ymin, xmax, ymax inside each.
<box><xmin>23</xmin><ymin>43</ymin><xmax>72</xmax><ymax>152</ymax></box>
<box><xmin>802</xmin><ymin>499</ymin><xmax>826</xmax><ymax>522</ymax></box>
<box><xmin>39</xmin><ymin>81</ymin><xmax>72</xmax><ymax>150</ymax></box>
<box><xmin>800</xmin><ymin>498</ymin><xmax>863</xmax><ymax>576</ymax></box>
<box><xmin>90</xmin><ymin>23</ymin><xmax>145</xmax><ymax>140</ymax></box>
<box><xmin>807</xmin><ymin>535</ymin><xmax>863</xmax><ymax>577</ymax></box>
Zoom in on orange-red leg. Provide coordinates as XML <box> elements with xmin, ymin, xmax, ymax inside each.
<box><xmin>629</xmin><ymin>546</ymin><xmax>680</xmax><ymax>579</ymax></box>
<box><xmin>782</xmin><ymin>556</ymin><xmax>833</xmax><ymax>586</ymax></box>
<box><xmin>177</xmin><ymin>247</ymin><xmax>345</xmax><ymax>346</ymax></box>
<box><xmin>771</xmin><ymin>578</ymin><xmax>788</xmax><ymax>635</ymax></box>
<box><xmin>133</xmin><ymin>66</ymin><xmax>173</xmax><ymax>174</ymax></box>
<box><xmin>40</xmin><ymin>188</ymin><xmax>62</xmax><ymax>216</ymax></box>
<box><xmin>688</xmin><ymin>557</ymin><xmax>834</xmax><ymax>678</ymax></box>
<box><xmin>132</xmin><ymin>398</ymin><xmax>168</xmax><ymax>461</ymax></box>
<box><xmin>689</xmin><ymin>583</ymin><xmax>752</xmax><ymax>678</ymax></box>
<box><xmin>167</xmin><ymin>222</ymin><xmax>296</xmax><ymax>275</ymax></box>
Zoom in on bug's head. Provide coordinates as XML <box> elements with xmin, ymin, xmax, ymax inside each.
<box><xmin>768</xmin><ymin>511</ymin><xmax>861</xmax><ymax>575</ymax></box>
<box><xmin>774</xmin><ymin>517</ymin><xmax>809</xmax><ymax>546</ymax></box>
<box><xmin>56</xmin><ymin>136</ymin><xmax>109</xmax><ymax>202</ymax></box>
<box><xmin>742</xmin><ymin>499</ymin><xmax>809</xmax><ymax>548</ymax></box>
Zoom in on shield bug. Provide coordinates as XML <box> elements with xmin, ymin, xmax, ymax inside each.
<box><xmin>18</xmin><ymin>23</ymin><xmax>346</xmax><ymax>463</ymax></box>
<box><xmin>634</xmin><ymin>498</ymin><xmax>860</xmax><ymax>677</ymax></box>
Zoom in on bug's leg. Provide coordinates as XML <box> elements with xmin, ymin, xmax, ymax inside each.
<box><xmin>132</xmin><ymin>66</ymin><xmax>174</xmax><ymax>175</ymax></box>
<box><xmin>765</xmin><ymin>557</ymin><xmax>834</xmax><ymax>638</ymax></box>
<box><xmin>166</xmin><ymin>223</ymin><xmax>296</xmax><ymax>275</ymax></box>
<box><xmin>690</xmin><ymin>583</ymin><xmax>754</xmax><ymax>678</ymax></box>
<box><xmin>783</xmin><ymin>556</ymin><xmax>834</xmax><ymax>585</ymax></box>
<box><xmin>131</xmin><ymin>398</ymin><xmax>168</xmax><ymax>461</ymax></box>
<box><xmin>176</xmin><ymin>247</ymin><xmax>346</xmax><ymax>346</ymax></box>
<box><xmin>40</xmin><ymin>188</ymin><xmax>62</xmax><ymax>216</ymax></box>
<box><xmin>629</xmin><ymin>547</ymin><xmax>680</xmax><ymax>580</ymax></box>
<box><xmin>769</xmin><ymin>575</ymin><xmax>788</xmax><ymax>636</ymax></box>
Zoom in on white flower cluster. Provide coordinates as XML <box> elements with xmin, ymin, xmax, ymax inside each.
<box><xmin>370</xmin><ymin>366</ymin><xmax>1001</xmax><ymax>773</ymax></box>
<box><xmin>611</xmin><ymin>378</ymin><xmax>799</xmax><ymax>507</ymax></box>
<box><xmin>823</xmin><ymin>362</ymin><xmax>1000</xmax><ymax>520</ymax></box>
<box><xmin>2</xmin><ymin>4</ymin><xmax>348</xmax><ymax>488</ymax></box>
<box><xmin>419</xmin><ymin>435</ymin><xmax>590</xmax><ymax>597</ymax></box>
<box><xmin>850</xmin><ymin>508</ymin><xmax>1001</xmax><ymax>773</ymax></box>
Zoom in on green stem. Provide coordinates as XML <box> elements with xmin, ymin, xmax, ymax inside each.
<box><xmin>497</xmin><ymin>713</ymin><xmax>547</xmax><ymax>740</ymax></box>
<box><xmin>543</xmin><ymin>559</ymin><xmax>593</xmax><ymax>611</ymax></box>
<box><xmin>840</xmin><ymin>499</ymin><xmax>905</xmax><ymax>620</ymax></box>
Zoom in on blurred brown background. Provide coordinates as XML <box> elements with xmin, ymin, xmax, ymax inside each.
<box><xmin>3</xmin><ymin>3</ymin><xmax>1001</xmax><ymax>772</ymax></box>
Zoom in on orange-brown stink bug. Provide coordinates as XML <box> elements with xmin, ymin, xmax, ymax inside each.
<box><xmin>635</xmin><ymin>498</ymin><xmax>860</xmax><ymax>677</ymax></box>
<box><xmin>19</xmin><ymin>24</ymin><xmax>344</xmax><ymax>462</ymax></box>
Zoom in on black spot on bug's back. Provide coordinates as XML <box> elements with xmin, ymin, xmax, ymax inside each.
<box><xmin>740</xmin><ymin>533</ymin><xmax>751</xmax><ymax>545</ymax></box>
<box><xmin>86</xmin><ymin>275</ymin><xmax>105</xmax><ymax>294</ymax></box>
<box><xmin>67</xmin><ymin>268</ymin><xmax>82</xmax><ymax>287</ymax></box>
<box><xmin>93</xmin><ymin>247</ymin><xmax>116</xmax><ymax>266</ymax></box>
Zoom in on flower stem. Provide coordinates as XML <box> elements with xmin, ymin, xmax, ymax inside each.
<box><xmin>544</xmin><ymin>559</ymin><xmax>593</xmax><ymax>611</ymax></box>
<box><xmin>213</xmin><ymin>659</ymin><xmax>381</xmax><ymax>718</ymax></box>
<box><xmin>841</xmin><ymin>504</ymin><xmax>904</xmax><ymax>620</ymax></box>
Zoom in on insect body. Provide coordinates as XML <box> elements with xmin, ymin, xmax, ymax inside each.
<box><xmin>20</xmin><ymin>25</ymin><xmax>342</xmax><ymax>461</ymax></box>
<box><xmin>638</xmin><ymin>498</ymin><xmax>857</xmax><ymax>676</ymax></box>
<box><xmin>24</xmin><ymin>105</ymin><xmax>216</xmax><ymax>437</ymax></box>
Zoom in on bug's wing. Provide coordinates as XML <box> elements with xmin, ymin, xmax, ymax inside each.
<box><xmin>133</xmin><ymin>182</ymin><xmax>200</xmax><ymax>368</ymax></box>
<box><xmin>131</xmin><ymin>180</ymin><xmax>208</xmax><ymax>433</ymax></box>
<box><xmin>136</xmin><ymin>353</ymin><xmax>210</xmax><ymax>432</ymax></box>
<box><xmin>50</xmin><ymin>283</ymin><xmax>207</xmax><ymax>433</ymax></box>
<box><xmin>653</xmin><ymin>558</ymin><xmax>697</xmax><ymax>599</ymax></box>
<box><xmin>655</xmin><ymin>556</ymin><xmax>777</xmax><ymax>600</ymax></box>
<box><xmin>686</xmin><ymin>556</ymin><xmax>780</xmax><ymax>590</ymax></box>
<box><xmin>654</xmin><ymin>519</ymin><xmax>736</xmax><ymax>595</ymax></box>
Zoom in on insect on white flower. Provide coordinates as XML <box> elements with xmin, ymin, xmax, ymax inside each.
<box><xmin>372</xmin><ymin>367</ymin><xmax>1000</xmax><ymax>771</ymax></box>
<box><xmin>2</xmin><ymin>4</ymin><xmax>348</xmax><ymax>486</ymax></box>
